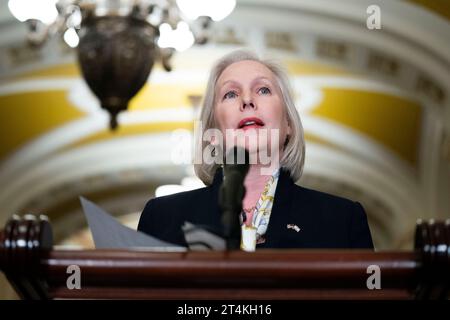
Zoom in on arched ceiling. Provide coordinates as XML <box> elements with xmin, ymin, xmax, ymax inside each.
<box><xmin>408</xmin><ymin>0</ymin><xmax>450</xmax><ymax>21</ymax></box>
<box><xmin>0</xmin><ymin>0</ymin><xmax>449</xmax><ymax>251</ymax></box>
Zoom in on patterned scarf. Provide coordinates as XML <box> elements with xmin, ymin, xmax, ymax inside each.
<box><xmin>240</xmin><ymin>168</ymin><xmax>280</xmax><ymax>251</ymax></box>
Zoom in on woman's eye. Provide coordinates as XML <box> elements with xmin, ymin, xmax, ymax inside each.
<box><xmin>223</xmin><ymin>91</ymin><xmax>237</xmax><ymax>99</ymax></box>
<box><xmin>258</xmin><ymin>87</ymin><xmax>271</xmax><ymax>95</ymax></box>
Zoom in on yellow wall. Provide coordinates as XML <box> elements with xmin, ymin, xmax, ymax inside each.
<box><xmin>0</xmin><ymin>62</ymin><xmax>422</xmax><ymax>167</ymax></box>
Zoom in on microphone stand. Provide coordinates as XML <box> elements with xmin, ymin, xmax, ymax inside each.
<box><xmin>219</xmin><ymin>147</ymin><xmax>250</xmax><ymax>250</ymax></box>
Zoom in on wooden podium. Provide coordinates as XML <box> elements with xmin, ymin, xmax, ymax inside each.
<box><xmin>0</xmin><ymin>215</ymin><xmax>449</xmax><ymax>300</ymax></box>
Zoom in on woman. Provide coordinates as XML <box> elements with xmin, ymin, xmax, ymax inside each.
<box><xmin>138</xmin><ymin>50</ymin><xmax>373</xmax><ymax>250</ymax></box>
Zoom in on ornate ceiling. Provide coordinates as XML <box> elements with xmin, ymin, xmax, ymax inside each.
<box><xmin>0</xmin><ymin>0</ymin><xmax>449</xmax><ymax>251</ymax></box>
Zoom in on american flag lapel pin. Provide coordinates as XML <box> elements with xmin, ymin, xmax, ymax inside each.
<box><xmin>287</xmin><ymin>224</ymin><xmax>301</xmax><ymax>232</ymax></box>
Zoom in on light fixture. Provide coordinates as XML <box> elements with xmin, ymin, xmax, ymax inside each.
<box><xmin>8</xmin><ymin>0</ymin><xmax>236</xmax><ymax>129</ymax></box>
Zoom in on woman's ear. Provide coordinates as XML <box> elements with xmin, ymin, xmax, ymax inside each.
<box><xmin>286</xmin><ymin>119</ymin><xmax>292</xmax><ymax>136</ymax></box>
<box><xmin>284</xmin><ymin>119</ymin><xmax>292</xmax><ymax>147</ymax></box>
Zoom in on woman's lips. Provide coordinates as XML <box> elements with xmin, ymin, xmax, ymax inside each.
<box><xmin>237</xmin><ymin>117</ymin><xmax>265</xmax><ymax>130</ymax></box>
<box><xmin>240</xmin><ymin>124</ymin><xmax>263</xmax><ymax>131</ymax></box>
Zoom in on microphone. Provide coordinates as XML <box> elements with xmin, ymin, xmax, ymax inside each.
<box><xmin>219</xmin><ymin>146</ymin><xmax>250</xmax><ymax>250</ymax></box>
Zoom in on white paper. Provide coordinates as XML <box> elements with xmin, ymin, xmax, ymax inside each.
<box><xmin>80</xmin><ymin>196</ymin><xmax>186</xmax><ymax>251</ymax></box>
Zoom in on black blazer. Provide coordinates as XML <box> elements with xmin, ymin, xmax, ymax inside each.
<box><xmin>138</xmin><ymin>167</ymin><xmax>374</xmax><ymax>249</ymax></box>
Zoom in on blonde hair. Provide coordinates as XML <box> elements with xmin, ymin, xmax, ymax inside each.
<box><xmin>194</xmin><ymin>50</ymin><xmax>305</xmax><ymax>185</ymax></box>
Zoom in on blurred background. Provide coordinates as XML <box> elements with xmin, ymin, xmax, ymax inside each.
<box><xmin>0</xmin><ymin>0</ymin><xmax>449</xmax><ymax>298</ymax></box>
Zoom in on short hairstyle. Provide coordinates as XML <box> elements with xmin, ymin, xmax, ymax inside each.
<box><xmin>194</xmin><ymin>49</ymin><xmax>305</xmax><ymax>185</ymax></box>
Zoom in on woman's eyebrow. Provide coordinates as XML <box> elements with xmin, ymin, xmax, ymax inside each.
<box><xmin>219</xmin><ymin>79</ymin><xmax>240</xmax><ymax>89</ymax></box>
<box><xmin>218</xmin><ymin>76</ymin><xmax>273</xmax><ymax>91</ymax></box>
<box><xmin>252</xmin><ymin>76</ymin><xmax>272</xmax><ymax>85</ymax></box>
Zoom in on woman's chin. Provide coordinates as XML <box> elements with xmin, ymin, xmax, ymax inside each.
<box><xmin>246</xmin><ymin>146</ymin><xmax>277</xmax><ymax>164</ymax></box>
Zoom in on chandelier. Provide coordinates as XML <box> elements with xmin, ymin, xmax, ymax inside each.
<box><xmin>8</xmin><ymin>0</ymin><xmax>236</xmax><ymax>129</ymax></box>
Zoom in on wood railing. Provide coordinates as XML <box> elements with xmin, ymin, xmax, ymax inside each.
<box><xmin>0</xmin><ymin>215</ymin><xmax>448</xmax><ymax>299</ymax></box>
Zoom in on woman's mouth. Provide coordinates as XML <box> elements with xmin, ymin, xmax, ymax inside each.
<box><xmin>237</xmin><ymin>117</ymin><xmax>265</xmax><ymax>131</ymax></box>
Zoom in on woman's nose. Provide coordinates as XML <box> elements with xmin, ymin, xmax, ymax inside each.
<box><xmin>241</xmin><ymin>97</ymin><xmax>255</xmax><ymax>111</ymax></box>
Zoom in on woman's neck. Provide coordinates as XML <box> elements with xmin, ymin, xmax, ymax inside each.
<box><xmin>242</xmin><ymin>164</ymin><xmax>277</xmax><ymax>210</ymax></box>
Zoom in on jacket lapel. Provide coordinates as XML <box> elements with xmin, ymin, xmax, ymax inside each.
<box><xmin>256</xmin><ymin>168</ymin><xmax>294</xmax><ymax>248</ymax></box>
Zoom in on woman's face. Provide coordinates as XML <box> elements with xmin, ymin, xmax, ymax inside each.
<box><xmin>213</xmin><ymin>60</ymin><xmax>291</xmax><ymax>161</ymax></box>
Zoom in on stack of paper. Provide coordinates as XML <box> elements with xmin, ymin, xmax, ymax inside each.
<box><xmin>80</xmin><ymin>197</ymin><xmax>225</xmax><ymax>251</ymax></box>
